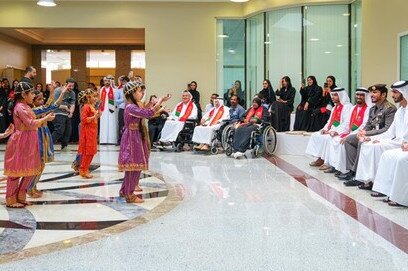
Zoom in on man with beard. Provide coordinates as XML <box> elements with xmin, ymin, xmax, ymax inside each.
<box><xmin>20</xmin><ymin>66</ymin><xmax>37</xmax><ymax>85</ymax></box>
<box><xmin>99</xmin><ymin>75</ymin><xmax>118</xmax><ymax>144</ymax></box>
<box><xmin>338</xmin><ymin>84</ymin><xmax>398</xmax><ymax>185</ymax></box>
<box><xmin>349</xmin><ymin>82</ymin><xmax>408</xmax><ymax>189</ymax></box>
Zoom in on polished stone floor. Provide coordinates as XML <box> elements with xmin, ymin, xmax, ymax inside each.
<box><xmin>1</xmin><ymin>145</ymin><xmax>408</xmax><ymax>270</ymax></box>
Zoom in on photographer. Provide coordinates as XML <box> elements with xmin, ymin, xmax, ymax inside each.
<box><xmin>52</xmin><ymin>78</ymin><xmax>76</xmax><ymax>151</ymax></box>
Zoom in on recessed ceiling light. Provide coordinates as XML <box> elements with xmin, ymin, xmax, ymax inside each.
<box><xmin>310</xmin><ymin>38</ymin><xmax>320</xmax><ymax>41</ymax></box>
<box><xmin>217</xmin><ymin>34</ymin><xmax>229</xmax><ymax>38</ymax></box>
<box><xmin>264</xmin><ymin>41</ymin><xmax>271</xmax><ymax>45</ymax></box>
<box><xmin>336</xmin><ymin>44</ymin><xmax>343</xmax><ymax>47</ymax></box>
<box><xmin>324</xmin><ymin>51</ymin><xmax>332</xmax><ymax>54</ymax></box>
<box><xmin>228</xmin><ymin>49</ymin><xmax>236</xmax><ymax>54</ymax></box>
<box><xmin>230</xmin><ymin>0</ymin><xmax>249</xmax><ymax>2</ymax></box>
<box><xmin>37</xmin><ymin>0</ymin><xmax>56</xmax><ymax>7</ymax></box>
<box><xmin>343</xmin><ymin>13</ymin><xmax>350</xmax><ymax>16</ymax></box>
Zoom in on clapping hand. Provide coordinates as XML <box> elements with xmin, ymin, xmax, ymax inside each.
<box><xmin>162</xmin><ymin>94</ymin><xmax>172</xmax><ymax>102</ymax></box>
<box><xmin>46</xmin><ymin>113</ymin><xmax>55</xmax><ymax>121</ymax></box>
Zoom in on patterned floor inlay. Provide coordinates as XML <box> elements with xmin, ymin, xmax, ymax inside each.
<box><xmin>0</xmin><ymin>162</ymin><xmax>183</xmax><ymax>263</ymax></box>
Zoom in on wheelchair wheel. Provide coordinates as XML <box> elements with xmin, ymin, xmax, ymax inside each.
<box><xmin>221</xmin><ymin>124</ymin><xmax>234</xmax><ymax>150</ymax></box>
<box><xmin>211</xmin><ymin>146</ymin><xmax>218</xmax><ymax>155</ymax></box>
<box><xmin>225</xmin><ymin>147</ymin><xmax>233</xmax><ymax>157</ymax></box>
<box><xmin>262</xmin><ymin>126</ymin><xmax>277</xmax><ymax>155</ymax></box>
<box><xmin>176</xmin><ymin>142</ymin><xmax>183</xmax><ymax>152</ymax></box>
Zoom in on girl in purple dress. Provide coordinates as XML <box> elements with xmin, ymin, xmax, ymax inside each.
<box><xmin>118</xmin><ymin>82</ymin><xmax>170</xmax><ymax>203</ymax></box>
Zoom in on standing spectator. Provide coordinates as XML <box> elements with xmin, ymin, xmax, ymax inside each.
<box><xmin>0</xmin><ymin>82</ymin><xmax>8</xmax><ymax>133</ymax></box>
<box><xmin>115</xmin><ymin>75</ymin><xmax>129</xmax><ymax>145</ymax></box>
<box><xmin>189</xmin><ymin>81</ymin><xmax>202</xmax><ymax>120</ymax></box>
<box><xmin>70</xmin><ymin>82</ymin><xmax>81</xmax><ymax>143</ymax></box>
<box><xmin>52</xmin><ymin>78</ymin><xmax>76</xmax><ymax>151</ymax></box>
<box><xmin>21</xmin><ymin>66</ymin><xmax>36</xmax><ymax>84</ymax></box>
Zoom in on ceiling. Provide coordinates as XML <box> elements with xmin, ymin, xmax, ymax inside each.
<box><xmin>0</xmin><ymin>28</ymin><xmax>145</xmax><ymax>45</ymax></box>
<box><xmin>0</xmin><ymin>0</ymin><xmax>233</xmax><ymax>2</ymax></box>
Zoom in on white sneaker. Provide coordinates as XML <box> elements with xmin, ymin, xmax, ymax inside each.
<box><xmin>234</xmin><ymin>151</ymin><xmax>244</xmax><ymax>159</ymax></box>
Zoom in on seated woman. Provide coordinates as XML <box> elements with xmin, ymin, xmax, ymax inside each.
<box><xmin>293</xmin><ymin>76</ymin><xmax>322</xmax><ymax>131</ymax></box>
<box><xmin>232</xmin><ymin>97</ymin><xmax>269</xmax><ymax>158</ymax></box>
<box><xmin>148</xmin><ymin>95</ymin><xmax>169</xmax><ymax>146</ymax></box>
<box><xmin>192</xmin><ymin>98</ymin><xmax>230</xmax><ymax>151</ymax></box>
<box><xmin>308</xmin><ymin>76</ymin><xmax>334</xmax><ymax>132</ymax></box>
<box><xmin>270</xmin><ymin>76</ymin><xmax>296</xmax><ymax>132</ymax></box>
<box><xmin>158</xmin><ymin>91</ymin><xmax>198</xmax><ymax>145</ymax></box>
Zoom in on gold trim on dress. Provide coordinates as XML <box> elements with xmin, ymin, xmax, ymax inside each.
<box><xmin>118</xmin><ymin>163</ymin><xmax>148</xmax><ymax>172</ymax></box>
<box><xmin>129</xmin><ymin>123</ymin><xmax>140</xmax><ymax>130</ymax></box>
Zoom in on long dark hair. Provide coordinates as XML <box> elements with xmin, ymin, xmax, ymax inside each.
<box><xmin>124</xmin><ymin>82</ymin><xmax>139</xmax><ymax>106</ymax></box>
<box><xmin>263</xmin><ymin>79</ymin><xmax>272</xmax><ymax>90</ymax></box>
<box><xmin>307</xmin><ymin>76</ymin><xmax>318</xmax><ymax>86</ymax></box>
<box><xmin>326</xmin><ymin>75</ymin><xmax>337</xmax><ymax>90</ymax></box>
<box><xmin>282</xmin><ymin>76</ymin><xmax>293</xmax><ymax>90</ymax></box>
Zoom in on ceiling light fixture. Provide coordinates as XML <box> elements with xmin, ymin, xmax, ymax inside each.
<box><xmin>230</xmin><ymin>0</ymin><xmax>249</xmax><ymax>2</ymax></box>
<box><xmin>310</xmin><ymin>38</ymin><xmax>320</xmax><ymax>41</ymax></box>
<box><xmin>37</xmin><ymin>0</ymin><xmax>57</xmax><ymax>7</ymax></box>
<box><xmin>217</xmin><ymin>34</ymin><xmax>229</xmax><ymax>38</ymax></box>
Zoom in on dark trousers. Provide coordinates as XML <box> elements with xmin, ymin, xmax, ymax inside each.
<box><xmin>52</xmin><ymin>115</ymin><xmax>72</xmax><ymax>148</ymax></box>
<box><xmin>118</xmin><ymin>108</ymin><xmax>125</xmax><ymax>144</ymax></box>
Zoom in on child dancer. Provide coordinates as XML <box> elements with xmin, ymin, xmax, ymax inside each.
<box><xmin>4</xmin><ymin>82</ymin><xmax>55</xmax><ymax>208</ymax></box>
<box><xmin>118</xmin><ymin>82</ymin><xmax>170</xmax><ymax>203</ymax></box>
<box><xmin>78</xmin><ymin>88</ymin><xmax>100</xmax><ymax>178</ymax></box>
<box><xmin>72</xmin><ymin>89</ymin><xmax>100</xmax><ymax>173</ymax></box>
<box><xmin>27</xmin><ymin>83</ymin><xmax>68</xmax><ymax>198</ymax></box>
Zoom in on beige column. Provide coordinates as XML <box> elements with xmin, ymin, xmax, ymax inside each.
<box><xmin>115</xmin><ymin>49</ymin><xmax>131</xmax><ymax>80</ymax></box>
<box><xmin>70</xmin><ymin>49</ymin><xmax>87</xmax><ymax>90</ymax></box>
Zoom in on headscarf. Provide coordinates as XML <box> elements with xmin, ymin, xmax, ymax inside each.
<box><xmin>355</xmin><ymin>87</ymin><xmax>373</xmax><ymax>108</ymax></box>
<box><xmin>391</xmin><ymin>81</ymin><xmax>408</xmax><ymax>100</ymax></box>
<box><xmin>330</xmin><ymin>87</ymin><xmax>350</xmax><ymax>105</ymax></box>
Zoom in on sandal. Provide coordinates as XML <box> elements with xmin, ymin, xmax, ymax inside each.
<box><xmin>6</xmin><ymin>202</ymin><xmax>25</xmax><ymax>208</ymax></box>
<box><xmin>135</xmin><ymin>186</ymin><xmax>143</xmax><ymax>192</ymax></box>
<box><xmin>371</xmin><ymin>192</ymin><xmax>386</xmax><ymax>197</ymax></box>
<box><xmin>309</xmin><ymin>159</ymin><xmax>324</xmax><ymax>167</ymax></box>
<box><xmin>382</xmin><ymin>197</ymin><xmax>390</xmax><ymax>203</ymax></box>
<box><xmin>125</xmin><ymin>194</ymin><xmax>145</xmax><ymax>204</ymax></box>
<box><xmin>358</xmin><ymin>181</ymin><xmax>373</xmax><ymax>190</ymax></box>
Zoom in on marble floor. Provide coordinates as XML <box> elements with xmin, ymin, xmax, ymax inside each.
<box><xmin>1</xmin><ymin>145</ymin><xmax>408</xmax><ymax>270</ymax></box>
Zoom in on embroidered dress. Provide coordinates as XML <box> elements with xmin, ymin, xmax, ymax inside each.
<box><xmin>118</xmin><ymin>104</ymin><xmax>155</xmax><ymax>171</ymax></box>
<box><xmin>4</xmin><ymin>103</ymin><xmax>42</xmax><ymax>177</ymax></box>
<box><xmin>99</xmin><ymin>86</ymin><xmax>118</xmax><ymax>144</ymax></box>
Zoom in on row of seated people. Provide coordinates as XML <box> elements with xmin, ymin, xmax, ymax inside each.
<box><xmin>152</xmin><ymin>91</ymin><xmax>274</xmax><ymax>158</ymax></box>
<box><xmin>305</xmin><ymin>81</ymin><xmax>408</xmax><ymax>207</ymax></box>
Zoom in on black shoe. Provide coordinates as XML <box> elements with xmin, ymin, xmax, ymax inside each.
<box><xmin>344</xmin><ymin>179</ymin><xmax>364</xmax><ymax>187</ymax></box>
<box><xmin>358</xmin><ymin>181</ymin><xmax>373</xmax><ymax>190</ymax></box>
<box><xmin>323</xmin><ymin>167</ymin><xmax>336</xmax><ymax>174</ymax></box>
<box><xmin>334</xmin><ymin>171</ymin><xmax>342</xmax><ymax>177</ymax></box>
<box><xmin>337</xmin><ymin>171</ymin><xmax>355</xmax><ymax>180</ymax></box>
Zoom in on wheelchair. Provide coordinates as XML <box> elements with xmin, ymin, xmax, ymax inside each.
<box><xmin>222</xmin><ymin>121</ymin><xmax>277</xmax><ymax>158</ymax></box>
<box><xmin>156</xmin><ymin>119</ymin><xmax>198</xmax><ymax>152</ymax></box>
<box><xmin>193</xmin><ymin>120</ymin><xmax>231</xmax><ymax>155</ymax></box>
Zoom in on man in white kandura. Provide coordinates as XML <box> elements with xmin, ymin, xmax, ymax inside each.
<box><xmin>371</xmin><ymin>80</ymin><xmax>408</xmax><ymax>206</ymax></box>
<box><xmin>353</xmin><ymin>81</ymin><xmax>408</xmax><ymax>190</ymax></box>
<box><xmin>158</xmin><ymin>91</ymin><xmax>198</xmax><ymax>145</ymax></box>
<box><xmin>99</xmin><ymin>75</ymin><xmax>118</xmax><ymax>144</ymax></box>
<box><xmin>321</xmin><ymin>88</ymin><xmax>372</xmax><ymax>174</ymax></box>
<box><xmin>192</xmin><ymin>98</ymin><xmax>230</xmax><ymax>151</ymax></box>
<box><xmin>306</xmin><ymin>87</ymin><xmax>353</xmax><ymax>169</ymax></box>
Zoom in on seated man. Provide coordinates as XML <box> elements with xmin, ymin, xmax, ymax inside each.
<box><xmin>337</xmin><ymin>84</ymin><xmax>397</xmax><ymax>182</ymax></box>
<box><xmin>229</xmin><ymin>95</ymin><xmax>245</xmax><ymax>123</ymax></box>
<box><xmin>232</xmin><ymin>97</ymin><xmax>269</xmax><ymax>158</ymax></box>
<box><xmin>204</xmin><ymin>93</ymin><xmax>219</xmax><ymax>115</ymax></box>
<box><xmin>350</xmin><ymin>81</ymin><xmax>408</xmax><ymax>189</ymax></box>
<box><xmin>372</xmin><ymin>138</ymin><xmax>408</xmax><ymax>206</ymax></box>
<box><xmin>321</xmin><ymin>87</ymin><xmax>372</xmax><ymax>174</ymax></box>
<box><xmin>158</xmin><ymin>91</ymin><xmax>198</xmax><ymax>145</ymax></box>
<box><xmin>306</xmin><ymin>87</ymin><xmax>353</xmax><ymax>169</ymax></box>
<box><xmin>192</xmin><ymin>98</ymin><xmax>230</xmax><ymax>151</ymax></box>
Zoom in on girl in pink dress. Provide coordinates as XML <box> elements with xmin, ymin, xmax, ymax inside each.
<box><xmin>4</xmin><ymin>82</ymin><xmax>55</xmax><ymax>208</ymax></box>
<box><xmin>118</xmin><ymin>82</ymin><xmax>170</xmax><ymax>203</ymax></box>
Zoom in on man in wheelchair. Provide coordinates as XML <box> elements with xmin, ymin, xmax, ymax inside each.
<box><xmin>157</xmin><ymin>91</ymin><xmax>198</xmax><ymax>149</ymax></box>
<box><xmin>192</xmin><ymin>98</ymin><xmax>230</xmax><ymax>151</ymax></box>
<box><xmin>231</xmin><ymin>97</ymin><xmax>270</xmax><ymax>158</ymax></box>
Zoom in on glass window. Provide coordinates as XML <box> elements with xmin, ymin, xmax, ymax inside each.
<box><xmin>86</xmin><ymin>50</ymin><xmax>116</xmax><ymax>68</ymax></box>
<box><xmin>400</xmin><ymin>34</ymin><xmax>408</xmax><ymax>80</ymax></box>
<box><xmin>41</xmin><ymin>50</ymin><xmax>71</xmax><ymax>83</ymax></box>
<box><xmin>216</xmin><ymin>19</ymin><xmax>246</xmax><ymax>106</ymax></box>
<box><xmin>131</xmin><ymin>50</ymin><xmax>145</xmax><ymax>69</ymax></box>
<box><xmin>303</xmin><ymin>5</ymin><xmax>349</xmax><ymax>90</ymax></box>
<box><xmin>351</xmin><ymin>0</ymin><xmax>362</xmax><ymax>101</ymax></box>
<box><xmin>266</xmin><ymin>7</ymin><xmax>302</xmax><ymax>107</ymax></box>
<box><xmin>246</xmin><ymin>14</ymin><xmax>265</xmax><ymax>103</ymax></box>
